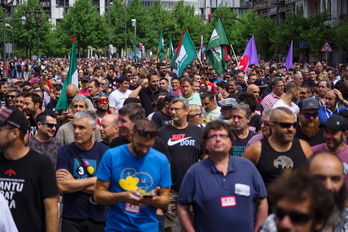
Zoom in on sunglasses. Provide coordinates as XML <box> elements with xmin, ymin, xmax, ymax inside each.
<box><xmin>271</xmin><ymin>121</ymin><xmax>297</xmax><ymax>129</ymax></box>
<box><xmin>133</xmin><ymin>129</ymin><xmax>158</xmax><ymax>138</ymax></box>
<box><xmin>23</xmin><ymin>88</ymin><xmax>32</xmax><ymax>91</ymax></box>
<box><xmin>7</xmin><ymin>95</ymin><xmax>16</xmax><ymax>98</ymax></box>
<box><xmin>82</xmin><ymin>80</ymin><xmax>89</xmax><ymax>83</ymax></box>
<box><xmin>98</xmin><ymin>98</ymin><xmax>109</xmax><ymax>104</ymax></box>
<box><xmin>275</xmin><ymin>207</ymin><xmax>313</xmax><ymax>224</ymax></box>
<box><xmin>40</xmin><ymin>122</ymin><xmax>57</xmax><ymax>128</ymax></box>
<box><xmin>302</xmin><ymin>113</ymin><xmax>318</xmax><ymax>119</ymax></box>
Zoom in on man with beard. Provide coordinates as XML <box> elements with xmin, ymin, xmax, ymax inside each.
<box><xmin>272</xmin><ymin>80</ymin><xmax>300</xmax><ymax>118</ymax></box>
<box><xmin>28</xmin><ymin>112</ymin><xmax>62</xmax><ymax>168</ymax></box>
<box><xmin>6</xmin><ymin>88</ymin><xmax>19</xmax><ymax>107</ymax></box>
<box><xmin>94</xmin><ymin>95</ymin><xmax>110</xmax><ymax>126</ymax></box>
<box><xmin>259</xmin><ymin>168</ymin><xmax>335</xmax><ymax>232</ymax></box>
<box><xmin>129</xmin><ymin>72</ymin><xmax>166</xmax><ymax>116</ymax></box>
<box><xmin>311</xmin><ymin>116</ymin><xmax>348</xmax><ymax>188</ymax></box>
<box><xmin>23</xmin><ymin>93</ymin><xmax>44</xmax><ymax>135</ymax></box>
<box><xmin>295</xmin><ymin>98</ymin><xmax>324</xmax><ymax>146</ymax></box>
<box><xmin>243</xmin><ymin>107</ymin><xmax>312</xmax><ymax>187</ymax></box>
<box><xmin>260</xmin><ymin>152</ymin><xmax>348</xmax><ymax>231</ymax></box>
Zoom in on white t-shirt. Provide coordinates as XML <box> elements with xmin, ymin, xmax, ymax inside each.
<box><xmin>109</xmin><ymin>89</ymin><xmax>132</xmax><ymax>115</ymax></box>
<box><xmin>272</xmin><ymin>99</ymin><xmax>299</xmax><ymax>120</ymax></box>
<box><xmin>0</xmin><ymin>194</ymin><xmax>18</xmax><ymax>232</ymax></box>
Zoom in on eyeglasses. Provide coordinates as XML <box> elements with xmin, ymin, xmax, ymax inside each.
<box><xmin>6</xmin><ymin>95</ymin><xmax>16</xmax><ymax>98</ymax></box>
<box><xmin>275</xmin><ymin>207</ymin><xmax>313</xmax><ymax>225</ymax></box>
<box><xmin>170</xmin><ymin>108</ymin><xmax>184</xmax><ymax>112</ymax></box>
<box><xmin>23</xmin><ymin>88</ymin><xmax>32</xmax><ymax>91</ymax></box>
<box><xmin>39</xmin><ymin>122</ymin><xmax>57</xmax><ymax>128</ymax></box>
<box><xmin>207</xmin><ymin>134</ymin><xmax>229</xmax><ymax>140</ymax></box>
<box><xmin>194</xmin><ymin>113</ymin><xmax>202</xmax><ymax>117</ymax></box>
<box><xmin>259</xmin><ymin>120</ymin><xmax>269</xmax><ymax>126</ymax></box>
<box><xmin>271</xmin><ymin>121</ymin><xmax>297</xmax><ymax>129</ymax></box>
<box><xmin>302</xmin><ymin>113</ymin><xmax>318</xmax><ymax>119</ymax></box>
<box><xmin>276</xmin><ymin>85</ymin><xmax>285</xmax><ymax>88</ymax></box>
<box><xmin>133</xmin><ymin>129</ymin><xmax>158</xmax><ymax>138</ymax></box>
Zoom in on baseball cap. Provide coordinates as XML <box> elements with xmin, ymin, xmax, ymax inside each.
<box><xmin>320</xmin><ymin>115</ymin><xmax>348</xmax><ymax>131</ymax></box>
<box><xmin>164</xmin><ymin>92</ymin><xmax>179</xmax><ymax>103</ymax></box>
<box><xmin>301</xmin><ymin>98</ymin><xmax>320</xmax><ymax>110</ymax></box>
<box><xmin>28</xmin><ymin>77</ymin><xmax>40</xmax><ymax>83</ymax></box>
<box><xmin>219</xmin><ymin>98</ymin><xmax>237</xmax><ymax>109</ymax></box>
<box><xmin>82</xmin><ymin>76</ymin><xmax>90</xmax><ymax>82</ymax></box>
<box><xmin>254</xmin><ymin>78</ymin><xmax>268</xmax><ymax>88</ymax></box>
<box><xmin>0</xmin><ymin>108</ymin><xmax>30</xmax><ymax>132</ymax></box>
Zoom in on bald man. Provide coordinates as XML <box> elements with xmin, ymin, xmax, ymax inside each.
<box><xmin>247</xmin><ymin>84</ymin><xmax>264</xmax><ymax>115</ymax></box>
<box><xmin>243</xmin><ymin>107</ymin><xmax>312</xmax><ymax>187</ymax></box>
<box><xmin>318</xmin><ymin>89</ymin><xmax>348</xmax><ymax>122</ymax></box>
<box><xmin>66</xmin><ymin>84</ymin><xmax>79</xmax><ymax>105</ymax></box>
<box><xmin>99</xmin><ymin>114</ymin><xmax>119</xmax><ymax>146</ymax></box>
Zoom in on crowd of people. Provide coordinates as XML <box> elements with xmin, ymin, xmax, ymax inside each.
<box><xmin>0</xmin><ymin>56</ymin><xmax>348</xmax><ymax>232</ymax></box>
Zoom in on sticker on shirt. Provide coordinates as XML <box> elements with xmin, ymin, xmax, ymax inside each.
<box><xmin>220</xmin><ymin>196</ymin><xmax>236</xmax><ymax>207</ymax></box>
<box><xmin>235</xmin><ymin>183</ymin><xmax>250</xmax><ymax>197</ymax></box>
<box><xmin>124</xmin><ymin>203</ymin><xmax>140</xmax><ymax>213</ymax></box>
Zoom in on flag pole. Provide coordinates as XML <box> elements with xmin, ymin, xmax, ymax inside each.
<box><xmin>230</xmin><ymin>44</ymin><xmax>238</xmax><ymax>64</ymax></box>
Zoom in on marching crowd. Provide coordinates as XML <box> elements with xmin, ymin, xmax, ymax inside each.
<box><xmin>1</xmin><ymin>57</ymin><xmax>348</xmax><ymax>232</ymax></box>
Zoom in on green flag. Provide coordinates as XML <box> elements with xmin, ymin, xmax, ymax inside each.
<box><xmin>173</xmin><ymin>30</ymin><xmax>197</xmax><ymax>78</ymax></box>
<box><xmin>38</xmin><ymin>51</ymin><xmax>42</xmax><ymax>63</ymax></box>
<box><xmin>56</xmin><ymin>37</ymin><xmax>78</xmax><ymax>111</ymax></box>
<box><xmin>206</xmin><ymin>18</ymin><xmax>231</xmax><ymax>75</ymax></box>
<box><xmin>168</xmin><ymin>35</ymin><xmax>175</xmax><ymax>67</ymax></box>
<box><xmin>157</xmin><ymin>29</ymin><xmax>164</xmax><ymax>61</ymax></box>
<box><xmin>132</xmin><ymin>41</ymin><xmax>137</xmax><ymax>61</ymax></box>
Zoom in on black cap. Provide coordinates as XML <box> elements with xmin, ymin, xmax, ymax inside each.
<box><xmin>320</xmin><ymin>115</ymin><xmax>348</xmax><ymax>131</ymax></box>
<box><xmin>301</xmin><ymin>98</ymin><xmax>320</xmax><ymax>110</ymax></box>
<box><xmin>254</xmin><ymin>78</ymin><xmax>268</xmax><ymax>88</ymax></box>
<box><xmin>0</xmin><ymin>108</ymin><xmax>30</xmax><ymax>132</ymax></box>
<box><xmin>164</xmin><ymin>92</ymin><xmax>179</xmax><ymax>102</ymax></box>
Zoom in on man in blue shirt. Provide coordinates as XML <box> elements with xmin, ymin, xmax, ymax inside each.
<box><xmin>95</xmin><ymin>119</ymin><xmax>171</xmax><ymax>232</ymax></box>
<box><xmin>177</xmin><ymin>120</ymin><xmax>268</xmax><ymax>232</ymax></box>
<box><xmin>318</xmin><ymin>89</ymin><xmax>348</xmax><ymax>122</ymax></box>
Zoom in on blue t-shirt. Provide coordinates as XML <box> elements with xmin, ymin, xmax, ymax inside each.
<box><xmin>97</xmin><ymin>144</ymin><xmax>172</xmax><ymax>232</ymax></box>
<box><xmin>178</xmin><ymin>156</ymin><xmax>267</xmax><ymax>232</ymax></box>
<box><xmin>56</xmin><ymin>142</ymin><xmax>108</xmax><ymax>222</ymax></box>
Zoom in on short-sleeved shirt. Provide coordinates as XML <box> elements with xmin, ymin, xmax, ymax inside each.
<box><xmin>56</xmin><ymin>142</ymin><xmax>108</xmax><ymax>222</ymax></box>
<box><xmin>97</xmin><ymin>144</ymin><xmax>171</xmax><ymax>232</ymax></box>
<box><xmin>0</xmin><ymin>149</ymin><xmax>58</xmax><ymax>232</ymax></box>
<box><xmin>178</xmin><ymin>156</ymin><xmax>267</xmax><ymax>232</ymax></box>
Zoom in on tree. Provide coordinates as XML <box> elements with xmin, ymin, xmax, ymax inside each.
<box><xmin>55</xmin><ymin>0</ymin><xmax>108</xmax><ymax>55</ymax></box>
<box><xmin>332</xmin><ymin>19</ymin><xmax>348</xmax><ymax>58</ymax></box>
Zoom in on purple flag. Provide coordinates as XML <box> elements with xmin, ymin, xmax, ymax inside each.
<box><xmin>285</xmin><ymin>40</ymin><xmax>293</xmax><ymax>70</ymax></box>
<box><xmin>238</xmin><ymin>36</ymin><xmax>259</xmax><ymax>72</ymax></box>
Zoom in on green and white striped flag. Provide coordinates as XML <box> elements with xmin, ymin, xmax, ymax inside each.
<box><xmin>56</xmin><ymin>36</ymin><xmax>79</xmax><ymax>111</ymax></box>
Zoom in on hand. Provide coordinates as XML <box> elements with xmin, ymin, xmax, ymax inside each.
<box><xmin>125</xmin><ymin>190</ymin><xmax>142</xmax><ymax>205</ymax></box>
<box><xmin>141</xmin><ymin>79</ymin><xmax>149</xmax><ymax>87</ymax></box>
<box><xmin>140</xmin><ymin>186</ymin><xmax>160</xmax><ymax>206</ymax></box>
<box><xmin>56</xmin><ymin>169</ymin><xmax>72</xmax><ymax>181</ymax></box>
<box><xmin>333</xmin><ymin>88</ymin><xmax>343</xmax><ymax>101</ymax></box>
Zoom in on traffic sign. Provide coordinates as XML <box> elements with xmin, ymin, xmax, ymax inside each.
<box><xmin>320</xmin><ymin>41</ymin><xmax>333</xmax><ymax>52</ymax></box>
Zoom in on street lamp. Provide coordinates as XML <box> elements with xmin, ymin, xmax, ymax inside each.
<box><xmin>1</xmin><ymin>0</ymin><xmax>14</xmax><ymax>79</ymax></box>
<box><xmin>25</xmin><ymin>7</ymin><xmax>50</xmax><ymax>60</ymax></box>
<box><xmin>131</xmin><ymin>18</ymin><xmax>136</xmax><ymax>46</ymax></box>
<box><xmin>107</xmin><ymin>0</ymin><xmax>113</xmax><ymax>59</ymax></box>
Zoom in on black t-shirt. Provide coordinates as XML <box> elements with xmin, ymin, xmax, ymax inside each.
<box><xmin>232</xmin><ymin>130</ymin><xmax>258</xmax><ymax>157</ymax></box>
<box><xmin>295</xmin><ymin>123</ymin><xmax>325</xmax><ymax>146</ymax></box>
<box><xmin>248</xmin><ymin>114</ymin><xmax>261</xmax><ymax>132</ymax></box>
<box><xmin>158</xmin><ymin>124</ymin><xmax>203</xmax><ymax>191</ymax></box>
<box><xmin>110</xmin><ymin>135</ymin><xmax>170</xmax><ymax>159</ymax></box>
<box><xmin>139</xmin><ymin>87</ymin><xmax>167</xmax><ymax>116</ymax></box>
<box><xmin>152</xmin><ymin>110</ymin><xmax>172</xmax><ymax>129</ymax></box>
<box><xmin>0</xmin><ymin>149</ymin><xmax>58</xmax><ymax>232</ymax></box>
